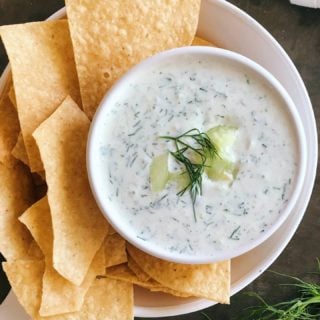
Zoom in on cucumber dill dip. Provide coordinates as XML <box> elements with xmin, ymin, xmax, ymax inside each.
<box><xmin>95</xmin><ymin>53</ymin><xmax>299</xmax><ymax>257</ymax></box>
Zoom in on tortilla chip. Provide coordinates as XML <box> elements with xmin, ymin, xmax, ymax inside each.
<box><xmin>0</xmin><ymin>83</ymin><xmax>20</xmax><ymax>167</ymax></box>
<box><xmin>26</xmin><ymin>240</ymin><xmax>44</xmax><ymax>260</ymax></box>
<box><xmin>75</xmin><ymin>277</ymin><xmax>133</xmax><ymax>320</ymax></box>
<box><xmin>8</xmin><ymin>275</ymin><xmax>132</xmax><ymax>320</ymax></box>
<box><xmin>148</xmin><ymin>285</ymin><xmax>192</xmax><ymax>298</ymax></box>
<box><xmin>12</xmin><ymin>132</ymin><xmax>29</xmax><ymax>166</ymax></box>
<box><xmin>33</xmin><ymin>96</ymin><xmax>108</xmax><ymax>285</ymax></box>
<box><xmin>104</xmin><ymin>233</ymin><xmax>127</xmax><ymax>268</ymax></box>
<box><xmin>32</xmin><ymin>276</ymin><xmax>132</xmax><ymax>320</ymax></box>
<box><xmin>127</xmin><ymin>244</ymin><xmax>231</xmax><ymax>303</ymax></box>
<box><xmin>0</xmin><ymin>162</ymin><xmax>34</xmax><ymax>261</ymax></box>
<box><xmin>2</xmin><ymin>260</ymin><xmax>45</xmax><ymax>319</ymax></box>
<box><xmin>0</xmin><ymin>20</ymin><xmax>81</xmax><ymax>172</ymax></box>
<box><xmin>127</xmin><ymin>255</ymin><xmax>151</xmax><ymax>282</ymax></box>
<box><xmin>108</xmin><ymin>225</ymin><xmax>117</xmax><ymax>235</ymax></box>
<box><xmin>19</xmin><ymin>196</ymin><xmax>106</xmax><ymax>316</ymax></box>
<box><xmin>8</xmin><ymin>85</ymin><xmax>16</xmax><ymax>109</ymax></box>
<box><xmin>3</xmin><ymin>260</ymin><xmax>106</xmax><ymax>320</ymax></box>
<box><xmin>19</xmin><ymin>197</ymin><xmax>52</xmax><ymax>257</ymax></box>
<box><xmin>106</xmin><ymin>263</ymin><xmax>158</xmax><ymax>289</ymax></box>
<box><xmin>106</xmin><ymin>263</ymin><xmax>191</xmax><ymax>298</ymax></box>
<box><xmin>40</xmin><ymin>244</ymin><xmax>105</xmax><ymax>317</ymax></box>
<box><xmin>65</xmin><ymin>0</ymin><xmax>201</xmax><ymax>118</ymax></box>
<box><xmin>192</xmin><ymin>36</ymin><xmax>216</xmax><ymax>47</ymax></box>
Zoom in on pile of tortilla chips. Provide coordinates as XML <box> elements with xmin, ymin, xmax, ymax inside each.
<box><xmin>0</xmin><ymin>0</ymin><xmax>230</xmax><ymax>319</ymax></box>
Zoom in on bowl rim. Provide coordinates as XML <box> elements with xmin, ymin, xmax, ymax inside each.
<box><xmin>87</xmin><ymin>45</ymin><xmax>307</xmax><ymax>265</ymax></box>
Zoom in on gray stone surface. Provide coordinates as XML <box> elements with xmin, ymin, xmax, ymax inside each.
<box><xmin>0</xmin><ymin>1</ymin><xmax>319</xmax><ymax>319</ymax></box>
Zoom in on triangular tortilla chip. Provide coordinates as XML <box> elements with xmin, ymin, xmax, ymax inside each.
<box><xmin>19</xmin><ymin>196</ymin><xmax>106</xmax><ymax>316</ymax></box>
<box><xmin>127</xmin><ymin>244</ymin><xmax>230</xmax><ymax>303</ymax></box>
<box><xmin>12</xmin><ymin>132</ymin><xmax>29</xmax><ymax>167</ymax></box>
<box><xmin>33</xmin><ymin>96</ymin><xmax>108</xmax><ymax>285</ymax></box>
<box><xmin>75</xmin><ymin>277</ymin><xmax>134</xmax><ymax>320</ymax></box>
<box><xmin>26</xmin><ymin>240</ymin><xmax>44</xmax><ymax>260</ymax></box>
<box><xmin>0</xmin><ymin>20</ymin><xmax>81</xmax><ymax>171</ymax></box>
<box><xmin>0</xmin><ymin>162</ymin><xmax>34</xmax><ymax>261</ymax></box>
<box><xmin>0</xmin><ymin>77</ymin><xmax>20</xmax><ymax>167</ymax></box>
<box><xmin>2</xmin><ymin>260</ymin><xmax>45</xmax><ymax>319</ymax></box>
<box><xmin>191</xmin><ymin>36</ymin><xmax>217</xmax><ymax>47</ymax></box>
<box><xmin>104</xmin><ymin>233</ymin><xmax>127</xmax><ymax>268</ymax></box>
<box><xmin>19</xmin><ymin>197</ymin><xmax>52</xmax><ymax>257</ymax></box>
<box><xmin>39</xmin><ymin>245</ymin><xmax>105</xmax><ymax>317</ymax></box>
<box><xmin>127</xmin><ymin>254</ymin><xmax>151</xmax><ymax>282</ymax></box>
<box><xmin>65</xmin><ymin>0</ymin><xmax>201</xmax><ymax>118</ymax></box>
<box><xmin>106</xmin><ymin>263</ymin><xmax>191</xmax><ymax>298</ymax></box>
<box><xmin>8</xmin><ymin>85</ymin><xmax>16</xmax><ymax>109</ymax></box>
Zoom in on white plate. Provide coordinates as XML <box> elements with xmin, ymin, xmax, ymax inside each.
<box><xmin>0</xmin><ymin>0</ymin><xmax>317</xmax><ymax>318</ymax></box>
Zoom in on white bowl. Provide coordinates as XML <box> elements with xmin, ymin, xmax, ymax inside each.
<box><xmin>0</xmin><ymin>0</ymin><xmax>317</xmax><ymax>318</ymax></box>
<box><xmin>87</xmin><ymin>46</ymin><xmax>307</xmax><ymax>265</ymax></box>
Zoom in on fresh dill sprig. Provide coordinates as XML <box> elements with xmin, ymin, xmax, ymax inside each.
<box><xmin>240</xmin><ymin>259</ymin><xmax>320</xmax><ymax>320</ymax></box>
<box><xmin>160</xmin><ymin>128</ymin><xmax>218</xmax><ymax>221</ymax></box>
<box><xmin>201</xmin><ymin>311</ymin><xmax>213</xmax><ymax>320</ymax></box>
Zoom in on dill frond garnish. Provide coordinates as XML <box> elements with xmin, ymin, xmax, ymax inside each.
<box><xmin>160</xmin><ymin>128</ymin><xmax>218</xmax><ymax>221</ymax></box>
<box><xmin>201</xmin><ymin>312</ymin><xmax>213</xmax><ymax>320</ymax></box>
<box><xmin>240</xmin><ymin>259</ymin><xmax>320</xmax><ymax>319</ymax></box>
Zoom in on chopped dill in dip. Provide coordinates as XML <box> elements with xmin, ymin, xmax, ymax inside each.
<box><xmin>95</xmin><ymin>53</ymin><xmax>299</xmax><ymax>257</ymax></box>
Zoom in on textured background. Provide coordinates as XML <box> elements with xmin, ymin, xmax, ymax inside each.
<box><xmin>0</xmin><ymin>0</ymin><xmax>319</xmax><ymax>319</ymax></box>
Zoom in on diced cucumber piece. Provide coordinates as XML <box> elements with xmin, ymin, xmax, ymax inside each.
<box><xmin>169</xmin><ymin>172</ymin><xmax>190</xmax><ymax>190</ymax></box>
<box><xmin>150</xmin><ymin>153</ymin><xmax>169</xmax><ymax>192</ymax></box>
<box><xmin>207</xmin><ymin>125</ymin><xmax>238</xmax><ymax>152</ymax></box>
<box><xmin>205</xmin><ymin>157</ymin><xmax>237</xmax><ymax>181</ymax></box>
<box><xmin>205</xmin><ymin>125</ymin><xmax>238</xmax><ymax>181</ymax></box>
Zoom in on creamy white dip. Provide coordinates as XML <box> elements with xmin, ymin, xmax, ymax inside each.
<box><xmin>95</xmin><ymin>53</ymin><xmax>299</xmax><ymax>258</ymax></box>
